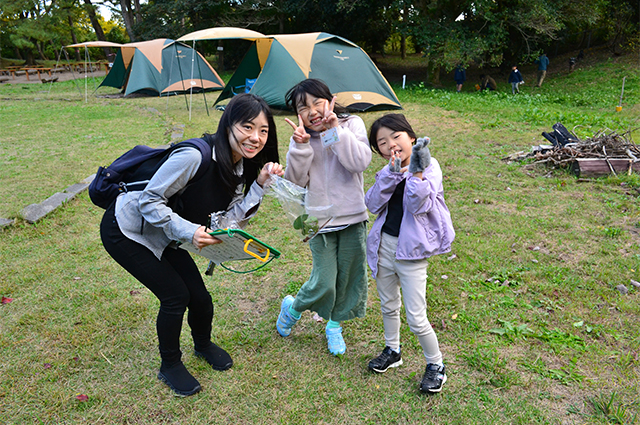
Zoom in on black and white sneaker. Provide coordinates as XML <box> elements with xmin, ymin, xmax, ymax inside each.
<box><xmin>419</xmin><ymin>363</ymin><xmax>447</xmax><ymax>393</ymax></box>
<box><xmin>368</xmin><ymin>346</ymin><xmax>403</xmax><ymax>373</ymax></box>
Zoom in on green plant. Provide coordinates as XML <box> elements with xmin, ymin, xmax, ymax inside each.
<box><xmin>589</xmin><ymin>392</ymin><xmax>638</xmax><ymax>424</ymax></box>
<box><xmin>489</xmin><ymin>319</ymin><xmax>534</xmax><ymax>341</ymax></box>
<box><xmin>521</xmin><ymin>357</ymin><xmax>585</xmax><ymax>385</ymax></box>
<box><xmin>293</xmin><ymin>214</ymin><xmax>319</xmax><ymax>237</ymax></box>
<box><xmin>604</xmin><ymin>227</ymin><xmax>623</xmax><ymax>238</ymax></box>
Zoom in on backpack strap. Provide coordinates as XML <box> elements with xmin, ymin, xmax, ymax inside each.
<box><xmin>171</xmin><ymin>138</ymin><xmax>213</xmax><ymax>182</ymax></box>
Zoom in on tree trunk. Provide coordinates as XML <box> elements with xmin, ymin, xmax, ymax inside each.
<box><xmin>424</xmin><ymin>58</ymin><xmax>429</xmax><ymax>83</ymax></box>
<box><xmin>433</xmin><ymin>65</ymin><xmax>441</xmax><ymax>85</ymax></box>
<box><xmin>134</xmin><ymin>0</ymin><xmax>142</xmax><ymax>25</ymax></box>
<box><xmin>68</xmin><ymin>15</ymin><xmax>82</xmax><ymax>61</ymax></box>
<box><xmin>120</xmin><ymin>0</ymin><xmax>137</xmax><ymax>42</ymax></box>
<box><xmin>36</xmin><ymin>41</ymin><xmax>47</xmax><ymax>61</ymax></box>
<box><xmin>83</xmin><ymin>0</ymin><xmax>113</xmax><ymax>58</ymax></box>
<box><xmin>25</xmin><ymin>48</ymin><xmax>36</xmax><ymax>66</ymax></box>
<box><xmin>49</xmin><ymin>40</ymin><xmax>60</xmax><ymax>62</ymax></box>
<box><xmin>14</xmin><ymin>47</ymin><xmax>23</xmax><ymax>61</ymax></box>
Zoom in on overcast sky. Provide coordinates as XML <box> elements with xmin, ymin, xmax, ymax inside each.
<box><xmin>99</xmin><ymin>5</ymin><xmax>113</xmax><ymax>21</ymax></box>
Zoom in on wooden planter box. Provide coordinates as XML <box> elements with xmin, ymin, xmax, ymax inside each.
<box><xmin>571</xmin><ymin>158</ymin><xmax>640</xmax><ymax>177</ymax></box>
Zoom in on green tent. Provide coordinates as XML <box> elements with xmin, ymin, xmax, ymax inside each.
<box><xmin>216</xmin><ymin>32</ymin><xmax>401</xmax><ymax>111</ymax></box>
<box><xmin>100</xmin><ymin>38</ymin><xmax>224</xmax><ymax>96</ymax></box>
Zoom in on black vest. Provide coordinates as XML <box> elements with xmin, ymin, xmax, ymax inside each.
<box><xmin>170</xmin><ymin>157</ymin><xmax>237</xmax><ymax>227</ymax></box>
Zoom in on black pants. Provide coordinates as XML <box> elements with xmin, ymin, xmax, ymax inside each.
<box><xmin>100</xmin><ymin>203</ymin><xmax>213</xmax><ymax>365</ymax></box>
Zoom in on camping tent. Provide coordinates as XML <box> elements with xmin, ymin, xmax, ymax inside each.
<box><xmin>177</xmin><ymin>27</ymin><xmax>266</xmax><ymax>42</ymax></box>
<box><xmin>215</xmin><ymin>32</ymin><xmax>401</xmax><ymax>111</ymax></box>
<box><xmin>99</xmin><ymin>38</ymin><xmax>224</xmax><ymax>96</ymax></box>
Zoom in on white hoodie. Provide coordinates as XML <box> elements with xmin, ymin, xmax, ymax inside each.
<box><xmin>284</xmin><ymin>115</ymin><xmax>371</xmax><ymax>227</ymax></box>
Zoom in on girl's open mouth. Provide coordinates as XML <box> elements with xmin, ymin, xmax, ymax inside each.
<box><xmin>309</xmin><ymin>116</ymin><xmax>322</xmax><ymax>126</ymax></box>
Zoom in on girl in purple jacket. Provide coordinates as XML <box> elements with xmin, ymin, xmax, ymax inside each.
<box><xmin>365</xmin><ymin>114</ymin><xmax>455</xmax><ymax>394</ymax></box>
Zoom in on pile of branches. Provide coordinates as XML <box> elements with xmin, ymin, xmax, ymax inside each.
<box><xmin>503</xmin><ymin>123</ymin><xmax>639</xmax><ymax>172</ymax></box>
<box><xmin>532</xmin><ymin>129</ymin><xmax>639</xmax><ymax>169</ymax></box>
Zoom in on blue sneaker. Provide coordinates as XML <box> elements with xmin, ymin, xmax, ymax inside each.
<box><xmin>325</xmin><ymin>326</ymin><xmax>346</xmax><ymax>355</ymax></box>
<box><xmin>276</xmin><ymin>295</ymin><xmax>299</xmax><ymax>337</ymax></box>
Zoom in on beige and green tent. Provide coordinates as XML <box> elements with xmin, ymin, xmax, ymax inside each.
<box><xmin>99</xmin><ymin>38</ymin><xmax>224</xmax><ymax>96</ymax></box>
<box><xmin>215</xmin><ymin>32</ymin><xmax>401</xmax><ymax>111</ymax></box>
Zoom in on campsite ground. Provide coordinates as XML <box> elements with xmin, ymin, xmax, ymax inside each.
<box><xmin>1</xmin><ymin>66</ymin><xmax>107</xmax><ymax>85</ymax></box>
<box><xmin>0</xmin><ymin>48</ymin><xmax>639</xmax><ymax>424</ymax></box>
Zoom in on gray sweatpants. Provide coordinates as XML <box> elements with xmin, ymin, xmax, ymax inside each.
<box><xmin>375</xmin><ymin>232</ymin><xmax>443</xmax><ymax>364</ymax></box>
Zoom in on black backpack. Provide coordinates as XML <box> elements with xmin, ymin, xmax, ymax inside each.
<box><xmin>88</xmin><ymin>138</ymin><xmax>212</xmax><ymax>209</ymax></box>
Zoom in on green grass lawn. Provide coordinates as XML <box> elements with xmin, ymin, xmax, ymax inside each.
<box><xmin>0</xmin><ymin>50</ymin><xmax>639</xmax><ymax>424</ymax></box>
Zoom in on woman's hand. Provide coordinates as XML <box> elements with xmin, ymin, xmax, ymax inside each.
<box><xmin>192</xmin><ymin>226</ymin><xmax>221</xmax><ymax>250</ymax></box>
<box><xmin>256</xmin><ymin>162</ymin><xmax>284</xmax><ymax>187</ymax></box>
<box><xmin>284</xmin><ymin>115</ymin><xmax>311</xmax><ymax>144</ymax></box>
<box><xmin>322</xmin><ymin>96</ymin><xmax>338</xmax><ymax>129</ymax></box>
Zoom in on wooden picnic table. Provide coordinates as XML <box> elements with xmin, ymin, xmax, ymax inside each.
<box><xmin>98</xmin><ymin>62</ymin><xmax>111</xmax><ymax>74</ymax></box>
<box><xmin>72</xmin><ymin>62</ymin><xmax>98</xmax><ymax>72</ymax></box>
<box><xmin>21</xmin><ymin>67</ymin><xmax>52</xmax><ymax>81</ymax></box>
<box><xmin>0</xmin><ymin>69</ymin><xmax>17</xmax><ymax>79</ymax></box>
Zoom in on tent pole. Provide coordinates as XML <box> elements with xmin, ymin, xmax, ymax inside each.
<box><xmin>47</xmin><ymin>46</ymin><xmax>65</xmax><ymax>95</ymax></box>
<box><xmin>173</xmin><ymin>42</ymin><xmax>190</xmax><ymax>112</ymax></box>
<box><xmin>195</xmin><ymin>49</ymin><xmax>210</xmax><ymax>116</ymax></box>
<box><xmin>63</xmin><ymin>47</ymin><xmax>83</xmax><ymax>97</ymax></box>
<box><xmin>165</xmin><ymin>43</ymin><xmax>177</xmax><ymax>114</ymax></box>
<box><xmin>89</xmin><ymin>46</ymin><xmax>98</xmax><ymax>95</ymax></box>
<box><xmin>188</xmin><ymin>40</ymin><xmax>197</xmax><ymax>122</ymax></box>
<box><xmin>84</xmin><ymin>46</ymin><xmax>88</xmax><ymax>102</ymax></box>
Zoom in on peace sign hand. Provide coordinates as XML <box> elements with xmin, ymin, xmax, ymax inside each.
<box><xmin>284</xmin><ymin>115</ymin><xmax>311</xmax><ymax>144</ymax></box>
<box><xmin>322</xmin><ymin>96</ymin><xmax>338</xmax><ymax>129</ymax></box>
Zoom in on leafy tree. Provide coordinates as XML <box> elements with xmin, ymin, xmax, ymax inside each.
<box><xmin>1</xmin><ymin>0</ymin><xmax>59</xmax><ymax>64</ymax></box>
<box><xmin>0</xmin><ymin>0</ymin><xmax>127</xmax><ymax>62</ymax></box>
<box><xmin>277</xmin><ymin>0</ymin><xmax>394</xmax><ymax>54</ymax></box>
<box><xmin>404</xmin><ymin>0</ymin><xmax>616</xmax><ymax>80</ymax></box>
<box><xmin>599</xmin><ymin>0</ymin><xmax>639</xmax><ymax>54</ymax></box>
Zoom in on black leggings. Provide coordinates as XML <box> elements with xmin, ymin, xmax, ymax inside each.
<box><xmin>100</xmin><ymin>203</ymin><xmax>213</xmax><ymax>365</ymax></box>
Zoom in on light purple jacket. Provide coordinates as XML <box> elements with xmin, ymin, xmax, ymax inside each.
<box><xmin>365</xmin><ymin>158</ymin><xmax>455</xmax><ymax>278</ymax></box>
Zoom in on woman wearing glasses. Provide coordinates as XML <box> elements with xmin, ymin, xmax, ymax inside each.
<box><xmin>100</xmin><ymin>93</ymin><xmax>283</xmax><ymax>396</ymax></box>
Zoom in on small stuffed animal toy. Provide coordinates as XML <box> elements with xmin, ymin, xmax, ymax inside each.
<box><xmin>408</xmin><ymin>137</ymin><xmax>432</xmax><ymax>173</ymax></box>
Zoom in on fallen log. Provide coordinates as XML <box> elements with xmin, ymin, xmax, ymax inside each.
<box><xmin>571</xmin><ymin>158</ymin><xmax>640</xmax><ymax>177</ymax></box>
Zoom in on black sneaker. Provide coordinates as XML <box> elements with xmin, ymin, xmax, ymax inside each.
<box><xmin>419</xmin><ymin>363</ymin><xmax>447</xmax><ymax>393</ymax></box>
<box><xmin>194</xmin><ymin>343</ymin><xmax>233</xmax><ymax>371</ymax></box>
<box><xmin>157</xmin><ymin>361</ymin><xmax>201</xmax><ymax>397</ymax></box>
<box><xmin>368</xmin><ymin>346</ymin><xmax>403</xmax><ymax>373</ymax></box>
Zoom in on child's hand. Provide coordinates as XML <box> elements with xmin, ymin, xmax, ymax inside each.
<box><xmin>388</xmin><ymin>151</ymin><xmax>403</xmax><ymax>173</ymax></box>
<box><xmin>321</xmin><ymin>96</ymin><xmax>338</xmax><ymax>129</ymax></box>
<box><xmin>285</xmin><ymin>115</ymin><xmax>311</xmax><ymax>144</ymax></box>
<box><xmin>408</xmin><ymin>137</ymin><xmax>432</xmax><ymax>174</ymax></box>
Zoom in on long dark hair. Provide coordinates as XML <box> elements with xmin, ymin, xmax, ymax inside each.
<box><xmin>285</xmin><ymin>78</ymin><xmax>349</xmax><ymax>118</ymax></box>
<box><xmin>368</xmin><ymin>114</ymin><xmax>417</xmax><ymax>155</ymax></box>
<box><xmin>203</xmin><ymin>93</ymin><xmax>279</xmax><ymax>195</ymax></box>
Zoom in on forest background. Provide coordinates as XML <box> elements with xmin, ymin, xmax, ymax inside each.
<box><xmin>1</xmin><ymin>0</ymin><xmax>638</xmax><ymax>82</ymax></box>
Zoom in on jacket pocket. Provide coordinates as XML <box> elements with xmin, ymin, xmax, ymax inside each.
<box><xmin>415</xmin><ymin>213</ymin><xmax>437</xmax><ymax>243</ymax></box>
